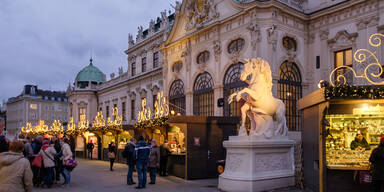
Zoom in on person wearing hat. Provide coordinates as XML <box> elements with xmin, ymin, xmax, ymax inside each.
<box><xmin>148</xmin><ymin>139</ymin><xmax>160</xmax><ymax>184</ymax></box>
<box><xmin>350</xmin><ymin>132</ymin><xmax>370</xmax><ymax>150</ymax></box>
<box><xmin>370</xmin><ymin>136</ymin><xmax>384</xmax><ymax>192</ymax></box>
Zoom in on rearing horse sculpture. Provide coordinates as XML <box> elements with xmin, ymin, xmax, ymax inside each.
<box><xmin>229</xmin><ymin>58</ymin><xmax>288</xmax><ymax>138</ymax></box>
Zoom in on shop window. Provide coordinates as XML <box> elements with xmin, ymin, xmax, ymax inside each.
<box><xmin>228</xmin><ymin>38</ymin><xmax>245</xmax><ymax>54</ymax></box>
<box><xmin>142</xmin><ymin>57</ymin><xmax>147</xmax><ymax>72</ymax></box>
<box><xmin>193</xmin><ymin>72</ymin><xmax>214</xmax><ymax>116</ymax></box>
<box><xmin>197</xmin><ymin>51</ymin><xmax>210</xmax><ymax>64</ymax></box>
<box><xmin>122</xmin><ymin>102</ymin><xmax>126</xmax><ymax>121</ymax></box>
<box><xmin>167</xmin><ymin>126</ymin><xmax>185</xmax><ymax>154</ymax></box>
<box><xmin>169</xmin><ymin>80</ymin><xmax>186</xmax><ymax>116</ymax></box>
<box><xmin>172</xmin><ymin>61</ymin><xmax>183</xmax><ymax>73</ymax></box>
<box><xmin>153</xmin><ymin>52</ymin><xmax>159</xmax><ymax>68</ymax></box>
<box><xmin>334</xmin><ymin>49</ymin><xmax>353</xmax><ymax>84</ymax></box>
<box><xmin>131</xmin><ymin>100</ymin><xmax>135</xmax><ymax>120</ymax></box>
<box><xmin>277</xmin><ymin>61</ymin><xmax>302</xmax><ymax>131</ymax></box>
<box><xmin>131</xmin><ymin>62</ymin><xmax>136</xmax><ymax>76</ymax></box>
<box><xmin>223</xmin><ymin>62</ymin><xmax>247</xmax><ymax>116</ymax></box>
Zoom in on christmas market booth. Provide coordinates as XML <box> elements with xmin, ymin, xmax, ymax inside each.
<box><xmin>299</xmin><ymin>32</ymin><xmax>384</xmax><ymax>192</ymax></box>
<box><xmin>134</xmin><ymin>92</ymin><xmax>239</xmax><ymax>179</ymax></box>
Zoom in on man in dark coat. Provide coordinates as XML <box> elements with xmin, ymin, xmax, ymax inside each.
<box><xmin>86</xmin><ymin>141</ymin><xmax>94</xmax><ymax>159</ymax></box>
<box><xmin>134</xmin><ymin>136</ymin><xmax>150</xmax><ymax>189</ymax></box>
<box><xmin>31</xmin><ymin>136</ymin><xmax>43</xmax><ymax>187</ymax></box>
<box><xmin>123</xmin><ymin>138</ymin><xmax>136</xmax><ymax>185</ymax></box>
<box><xmin>159</xmin><ymin>140</ymin><xmax>171</xmax><ymax>176</ymax></box>
<box><xmin>52</xmin><ymin>136</ymin><xmax>62</xmax><ymax>184</ymax></box>
<box><xmin>370</xmin><ymin>136</ymin><xmax>384</xmax><ymax>192</ymax></box>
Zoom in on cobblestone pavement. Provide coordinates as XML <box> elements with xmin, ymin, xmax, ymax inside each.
<box><xmin>33</xmin><ymin>158</ymin><xmax>303</xmax><ymax>192</ymax></box>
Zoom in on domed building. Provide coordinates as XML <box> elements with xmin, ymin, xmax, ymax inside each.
<box><xmin>74</xmin><ymin>58</ymin><xmax>106</xmax><ymax>89</ymax></box>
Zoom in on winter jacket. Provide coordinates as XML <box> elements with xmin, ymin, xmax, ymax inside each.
<box><xmin>369</xmin><ymin>143</ymin><xmax>384</xmax><ymax>180</ymax></box>
<box><xmin>350</xmin><ymin>138</ymin><xmax>370</xmax><ymax>150</ymax></box>
<box><xmin>148</xmin><ymin>145</ymin><xmax>160</xmax><ymax>168</ymax></box>
<box><xmin>0</xmin><ymin>152</ymin><xmax>33</xmax><ymax>192</ymax></box>
<box><xmin>31</xmin><ymin>141</ymin><xmax>42</xmax><ymax>155</ymax></box>
<box><xmin>123</xmin><ymin>142</ymin><xmax>135</xmax><ymax>166</ymax></box>
<box><xmin>160</xmin><ymin>144</ymin><xmax>171</xmax><ymax>157</ymax></box>
<box><xmin>38</xmin><ymin>146</ymin><xmax>57</xmax><ymax>168</ymax></box>
<box><xmin>87</xmin><ymin>143</ymin><xmax>94</xmax><ymax>150</ymax></box>
<box><xmin>62</xmin><ymin>143</ymin><xmax>73</xmax><ymax>163</ymax></box>
<box><xmin>134</xmin><ymin>140</ymin><xmax>150</xmax><ymax>164</ymax></box>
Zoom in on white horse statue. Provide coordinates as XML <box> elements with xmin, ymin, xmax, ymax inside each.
<box><xmin>229</xmin><ymin>58</ymin><xmax>288</xmax><ymax>138</ymax></box>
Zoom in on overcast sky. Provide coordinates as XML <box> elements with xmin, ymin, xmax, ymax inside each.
<box><xmin>0</xmin><ymin>0</ymin><xmax>173</xmax><ymax>104</ymax></box>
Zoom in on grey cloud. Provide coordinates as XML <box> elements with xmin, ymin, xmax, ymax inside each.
<box><xmin>0</xmin><ymin>0</ymin><xmax>174</xmax><ymax>103</ymax></box>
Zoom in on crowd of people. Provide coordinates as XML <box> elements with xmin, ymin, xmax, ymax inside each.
<box><xmin>122</xmin><ymin>136</ymin><xmax>170</xmax><ymax>189</ymax></box>
<box><xmin>0</xmin><ymin>135</ymin><xmax>75</xmax><ymax>191</ymax></box>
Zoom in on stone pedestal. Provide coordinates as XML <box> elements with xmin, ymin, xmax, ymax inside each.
<box><xmin>218</xmin><ymin>136</ymin><xmax>295</xmax><ymax>192</ymax></box>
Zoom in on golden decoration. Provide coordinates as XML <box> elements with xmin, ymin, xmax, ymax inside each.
<box><xmin>107</xmin><ymin>107</ymin><xmax>122</xmax><ymax>127</ymax></box>
<box><xmin>78</xmin><ymin>114</ymin><xmax>89</xmax><ymax>131</ymax></box>
<box><xmin>50</xmin><ymin>120</ymin><xmax>64</xmax><ymax>134</ymax></box>
<box><xmin>154</xmin><ymin>91</ymin><xmax>169</xmax><ymax>119</ymax></box>
<box><xmin>93</xmin><ymin>111</ymin><xmax>105</xmax><ymax>128</ymax></box>
<box><xmin>329</xmin><ymin>33</ymin><xmax>384</xmax><ymax>86</ymax></box>
<box><xmin>137</xmin><ymin>98</ymin><xmax>151</xmax><ymax>123</ymax></box>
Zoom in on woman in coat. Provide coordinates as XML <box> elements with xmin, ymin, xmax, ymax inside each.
<box><xmin>148</xmin><ymin>139</ymin><xmax>160</xmax><ymax>184</ymax></box>
<box><xmin>60</xmin><ymin>138</ymin><xmax>73</xmax><ymax>187</ymax></box>
<box><xmin>38</xmin><ymin>140</ymin><xmax>57</xmax><ymax>188</ymax></box>
<box><xmin>108</xmin><ymin>142</ymin><xmax>116</xmax><ymax>171</ymax></box>
<box><xmin>0</xmin><ymin>141</ymin><xmax>33</xmax><ymax>192</ymax></box>
<box><xmin>370</xmin><ymin>136</ymin><xmax>384</xmax><ymax>192</ymax></box>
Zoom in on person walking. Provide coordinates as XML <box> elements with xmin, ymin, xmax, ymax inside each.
<box><xmin>148</xmin><ymin>139</ymin><xmax>160</xmax><ymax>184</ymax></box>
<box><xmin>370</xmin><ymin>136</ymin><xmax>384</xmax><ymax>192</ymax></box>
<box><xmin>31</xmin><ymin>136</ymin><xmax>43</xmax><ymax>187</ymax></box>
<box><xmin>52</xmin><ymin>136</ymin><xmax>62</xmax><ymax>184</ymax></box>
<box><xmin>87</xmin><ymin>141</ymin><xmax>94</xmax><ymax>159</ymax></box>
<box><xmin>134</xmin><ymin>136</ymin><xmax>150</xmax><ymax>189</ymax></box>
<box><xmin>159</xmin><ymin>140</ymin><xmax>171</xmax><ymax>176</ymax></box>
<box><xmin>38</xmin><ymin>140</ymin><xmax>57</xmax><ymax>188</ymax></box>
<box><xmin>123</xmin><ymin>138</ymin><xmax>136</xmax><ymax>185</ymax></box>
<box><xmin>108</xmin><ymin>142</ymin><xmax>116</xmax><ymax>171</ymax></box>
<box><xmin>60</xmin><ymin>138</ymin><xmax>73</xmax><ymax>187</ymax></box>
<box><xmin>0</xmin><ymin>141</ymin><xmax>33</xmax><ymax>192</ymax></box>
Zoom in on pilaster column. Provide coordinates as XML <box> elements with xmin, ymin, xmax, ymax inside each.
<box><xmin>185</xmin><ymin>92</ymin><xmax>193</xmax><ymax>116</ymax></box>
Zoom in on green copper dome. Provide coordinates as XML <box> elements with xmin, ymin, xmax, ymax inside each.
<box><xmin>75</xmin><ymin>58</ymin><xmax>105</xmax><ymax>83</ymax></box>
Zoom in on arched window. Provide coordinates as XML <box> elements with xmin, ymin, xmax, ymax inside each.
<box><xmin>197</xmin><ymin>51</ymin><xmax>210</xmax><ymax>64</ymax></box>
<box><xmin>193</xmin><ymin>72</ymin><xmax>214</xmax><ymax>116</ymax></box>
<box><xmin>172</xmin><ymin>61</ymin><xmax>183</xmax><ymax>73</ymax></box>
<box><xmin>223</xmin><ymin>62</ymin><xmax>247</xmax><ymax>116</ymax></box>
<box><xmin>228</xmin><ymin>38</ymin><xmax>245</xmax><ymax>54</ymax></box>
<box><xmin>169</xmin><ymin>80</ymin><xmax>186</xmax><ymax>115</ymax></box>
<box><xmin>277</xmin><ymin>61</ymin><xmax>302</xmax><ymax>131</ymax></box>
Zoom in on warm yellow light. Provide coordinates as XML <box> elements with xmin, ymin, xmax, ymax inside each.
<box><xmin>171</xmin><ymin>110</ymin><xmax>175</xmax><ymax>115</ymax></box>
<box><xmin>329</xmin><ymin>33</ymin><xmax>384</xmax><ymax>86</ymax></box>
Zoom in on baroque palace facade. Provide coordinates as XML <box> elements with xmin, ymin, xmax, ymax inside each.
<box><xmin>67</xmin><ymin>0</ymin><xmax>384</xmax><ymax>133</ymax></box>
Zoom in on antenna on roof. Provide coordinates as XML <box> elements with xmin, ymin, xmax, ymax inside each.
<box><xmin>90</xmin><ymin>49</ymin><xmax>93</xmax><ymax>66</ymax></box>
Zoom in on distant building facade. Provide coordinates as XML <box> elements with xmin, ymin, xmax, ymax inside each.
<box><xmin>6</xmin><ymin>85</ymin><xmax>69</xmax><ymax>136</ymax></box>
<box><xmin>66</xmin><ymin>11</ymin><xmax>174</xmax><ymax>127</ymax></box>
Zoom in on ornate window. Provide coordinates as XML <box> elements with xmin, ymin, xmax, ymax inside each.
<box><xmin>334</xmin><ymin>48</ymin><xmax>353</xmax><ymax>84</ymax></box>
<box><xmin>197</xmin><ymin>51</ymin><xmax>210</xmax><ymax>64</ymax></box>
<box><xmin>122</xmin><ymin>102</ymin><xmax>126</xmax><ymax>121</ymax></box>
<box><xmin>282</xmin><ymin>36</ymin><xmax>297</xmax><ymax>51</ymax></box>
<box><xmin>277</xmin><ymin>61</ymin><xmax>302</xmax><ymax>131</ymax></box>
<box><xmin>172</xmin><ymin>61</ymin><xmax>183</xmax><ymax>73</ymax></box>
<box><xmin>106</xmin><ymin>106</ymin><xmax>109</xmax><ymax>118</ymax></box>
<box><xmin>169</xmin><ymin>80</ymin><xmax>186</xmax><ymax>115</ymax></box>
<box><xmin>142</xmin><ymin>57</ymin><xmax>147</xmax><ymax>72</ymax></box>
<box><xmin>193</xmin><ymin>72</ymin><xmax>214</xmax><ymax>116</ymax></box>
<box><xmin>153</xmin><ymin>52</ymin><xmax>159</xmax><ymax>68</ymax></box>
<box><xmin>223</xmin><ymin>62</ymin><xmax>247</xmax><ymax>116</ymax></box>
<box><xmin>131</xmin><ymin>62</ymin><xmax>136</xmax><ymax>76</ymax></box>
<box><xmin>228</xmin><ymin>38</ymin><xmax>245</xmax><ymax>54</ymax></box>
